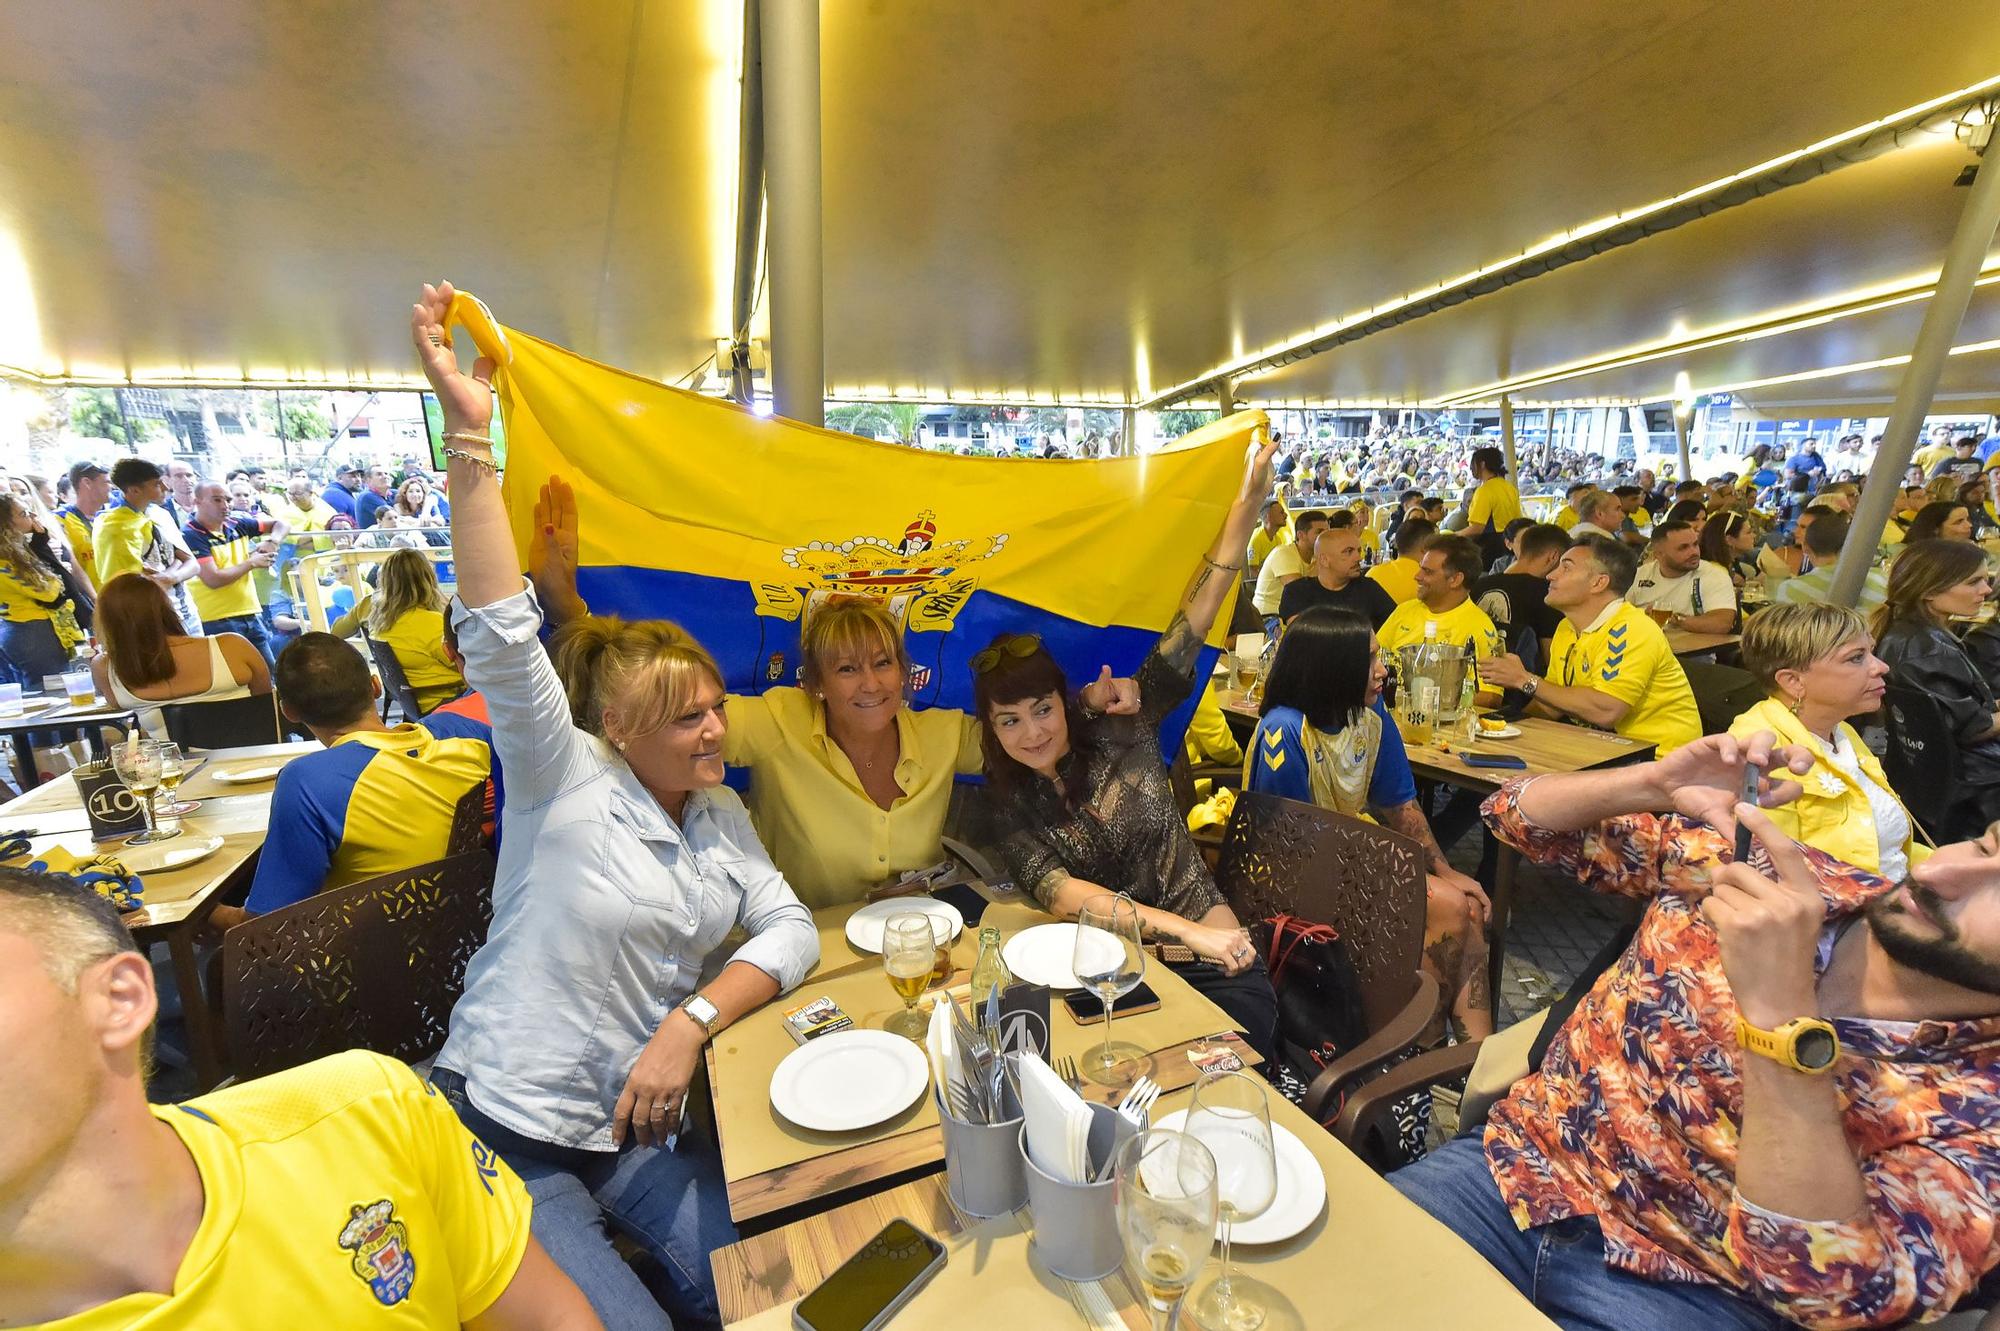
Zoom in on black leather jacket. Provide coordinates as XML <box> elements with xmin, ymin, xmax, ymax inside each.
<box><xmin>1876</xmin><ymin>616</ymin><xmax>2000</xmax><ymax>786</ymax></box>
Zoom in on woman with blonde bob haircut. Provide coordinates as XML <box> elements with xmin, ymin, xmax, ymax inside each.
<box><xmin>1726</xmin><ymin>602</ymin><xmax>1924</xmax><ymax>877</ymax></box>
<box><xmin>413</xmin><ymin>280</ymin><xmax>818</xmax><ymax>1329</ymax></box>
<box><xmin>529</xmin><ymin>485</ymin><xmax>1145</xmax><ymax>909</ymax></box>
<box><xmin>1870</xmin><ymin>538</ymin><xmax>2000</xmax><ymax>832</ymax></box>
<box><xmin>330</xmin><ymin>547</ymin><xmax>465</xmax><ymax>713</ymax></box>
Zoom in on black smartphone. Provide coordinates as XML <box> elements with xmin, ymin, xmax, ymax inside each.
<box><xmin>1458</xmin><ymin>752</ymin><xmax>1528</xmax><ymax>770</ymax></box>
<box><xmin>792</xmin><ymin>1218</ymin><xmax>948</xmax><ymax>1331</ymax></box>
<box><xmin>1062</xmin><ymin>982</ymin><xmax>1162</xmax><ymax>1024</ymax></box>
<box><xmin>1734</xmin><ymin>761</ymin><xmax>1759</xmax><ymax>861</ymax></box>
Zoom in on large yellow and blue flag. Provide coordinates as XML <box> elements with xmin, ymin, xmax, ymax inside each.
<box><xmin>444</xmin><ymin>292</ymin><xmax>1261</xmax><ymax>746</ymax></box>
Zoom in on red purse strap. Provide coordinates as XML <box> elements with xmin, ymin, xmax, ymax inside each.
<box><xmin>1263</xmin><ymin>912</ymin><xmax>1339</xmax><ymax>983</ymax></box>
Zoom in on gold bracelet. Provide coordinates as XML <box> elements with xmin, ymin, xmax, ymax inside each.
<box><xmin>443</xmin><ymin>446</ymin><xmax>499</xmax><ymax>473</ymax></box>
<box><xmin>443</xmin><ymin>431</ymin><xmax>494</xmax><ymax>447</ymax></box>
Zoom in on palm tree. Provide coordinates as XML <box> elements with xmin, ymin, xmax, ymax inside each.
<box><xmin>825</xmin><ymin>402</ymin><xmax>922</xmax><ymax>443</ymax></box>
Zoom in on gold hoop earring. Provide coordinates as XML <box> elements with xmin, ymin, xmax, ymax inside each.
<box><xmin>1787</xmin><ymin>692</ymin><xmax>1804</xmax><ymax>717</ymax></box>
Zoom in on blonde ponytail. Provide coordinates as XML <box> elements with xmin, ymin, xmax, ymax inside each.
<box><xmin>549</xmin><ymin>614</ymin><xmax>723</xmax><ymax>744</ymax></box>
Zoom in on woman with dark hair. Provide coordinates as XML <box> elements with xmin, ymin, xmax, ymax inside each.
<box><xmin>1871</xmin><ymin>538</ymin><xmax>2000</xmax><ymax>828</ymax></box>
<box><xmin>1698</xmin><ymin>510</ymin><xmax>1758</xmax><ymax>588</ymax></box>
<box><xmin>1901</xmin><ymin>501</ymin><xmax>1974</xmax><ymax>546</ymax></box>
<box><xmin>0</xmin><ymin>492</ymin><xmax>84</xmax><ymax>686</ymax></box>
<box><xmin>91</xmin><ymin>573</ymin><xmax>268</xmax><ymax>735</ymax></box>
<box><xmin>972</xmin><ymin>432</ymin><xmax>1279</xmax><ymax>1059</ymax></box>
<box><xmin>1246</xmin><ymin>606</ymin><xmax>1492</xmax><ymax>1038</ymax></box>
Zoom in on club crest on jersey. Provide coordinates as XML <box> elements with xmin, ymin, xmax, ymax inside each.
<box><xmin>339</xmin><ymin>1199</ymin><xmax>416</xmax><ymax>1305</ymax></box>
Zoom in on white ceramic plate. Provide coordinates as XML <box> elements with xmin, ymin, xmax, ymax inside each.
<box><xmin>118</xmin><ymin>835</ymin><xmax>225</xmax><ymax>875</ymax></box>
<box><xmin>1001</xmin><ymin>922</ymin><xmax>1125</xmax><ymax>990</ymax></box>
<box><xmin>212</xmin><ymin>763</ymin><xmax>284</xmax><ymax>785</ymax></box>
<box><xmin>1476</xmin><ymin>725</ymin><xmax>1523</xmax><ymax>740</ymax></box>
<box><xmin>769</xmin><ymin>1029</ymin><xmax>930</xmax><ymax>1133</ymax></box>
<box><xmin>843</xmin><ymin>897</ymin><xmax>964</xmax><ymax>954</ymax></box>
<box><xmin>1155</xmin><ymin>1108</ymin><xmax>1327</xmax><ymax>1245</ymax></box>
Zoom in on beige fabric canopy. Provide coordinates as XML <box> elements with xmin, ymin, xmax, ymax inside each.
<box><xmin>1</xmin><ymin>1</ymin><xmax>1997</xmax><ymax>411</ymax></box>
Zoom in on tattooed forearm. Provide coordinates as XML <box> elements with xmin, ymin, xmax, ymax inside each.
<box><xmin>1380</xmin><ymin>799</ymin><xmax>1451</xmax><ymax>873</ymax></box>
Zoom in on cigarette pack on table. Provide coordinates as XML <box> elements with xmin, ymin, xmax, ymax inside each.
<box><xmin>781</xmin><ymin>994</ymin><xmax>854</xmax><ymax>1046</ymax></box>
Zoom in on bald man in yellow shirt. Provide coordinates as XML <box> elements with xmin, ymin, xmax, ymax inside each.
<box><xmin>0</xmin><ymin>868</ymin><xmax>597</xmax><ymax>1330</ymax></box>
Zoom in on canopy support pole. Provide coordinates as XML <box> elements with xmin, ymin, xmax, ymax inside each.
<box><xmin>1830</xmin><ymin>130</ymin><xmax>2000</xmax><ymax>608</ymax></box>
<box><xmin>729</xmin><ymin>0</ymin><xmax>765</xmax><ymax>406</ymax></box>
<box><xmin>1673</xmin><ymin>406</ymin><xmax>1693</xmax><ymax>483</ymax></box>
<box><xmin>1215</xmin><ymin>380</ymin><xmax>1235</xmax><ymax>415</ymax></box>
<box><xmin>1121</xmin><ymin>407</ymin><xmax>1137</xmax><ymax>457</ymax></box>
<box><xmin>1499</xmin><ymin>394</ymin><xmax>1518</xmax><ymax>478</ymax></box>
<box><xmin>759</xmin><ymin>0</ymin><xmax>823</xmax><ymax>426</ymax></box>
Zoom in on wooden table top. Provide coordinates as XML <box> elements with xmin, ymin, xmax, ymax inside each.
<box><xmin>0</xmin><ymin>741</ymin><xmax>299</xmax><ymax>928</ymax></box>
<box><xmin>708</xmin><ymin>898</ymin><xmax>1257</xmax><ymax>1225</ymax></box>
<box><xmin>0</xmin><ymin>695</ymin><xmax>136</xmax><ymax>736</ymax></box>
<box><xmin>1664</xmin><ymin>629</ymin><xmax>1741</xmax><ymax>656</ymax></box>
<box><xmin>714</xmin><ymin>1072</ymin><xmax>1555</xmax><ymax>1330</ymax></box>
<box><xmin>1400</xmin><ymin>715</ymin><xmax>1655</xmax><ymax>792</ymax></box>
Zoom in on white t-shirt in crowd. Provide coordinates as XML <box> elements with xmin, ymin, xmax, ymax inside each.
<box><xmin>1629</xmin><ymin>560</ymin><xmax>1737</xmax><ymax>619</ymax></box>
<box><xmin>1253</xmin><ymin>542</ymin><xmax>1310</xmax><ymax>616</ymax></box>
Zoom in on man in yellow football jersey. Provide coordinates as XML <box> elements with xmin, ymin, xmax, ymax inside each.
<box><xmin>1378</xmin><ymin>534</ymin><xmax>1505</xmax><ymax>709</ymax></box>
<box><xmin>1482</xmin><ymin>534</ymin><xmax>1701</xmax><ymax>755</ymax></box>
<box><xmin>0</xmin><ymin>868</ymin><xmax>598</xmax><ymax>1330</ymax></box>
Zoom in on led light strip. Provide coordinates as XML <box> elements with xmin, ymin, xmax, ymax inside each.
<box><xmin>1142</xmin><ymin>75</ymin><xmax>2000</xmax><ymax>409</ymax></box>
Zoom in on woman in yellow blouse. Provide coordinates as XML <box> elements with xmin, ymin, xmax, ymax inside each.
<box><xmin>531</xmin><ymin>478</ymin><xmax>1141</xmax><ymax>908</ymax></box>
<box><xmin>1726</xmin><ymin>602</ymin><xmax>1924</xmax><ymax>877</ymax></box>
<box><xmin>330</xmin><ymin>548</ymin><xmax>465</xmax><ymax>713</ymax></box>
<box><xmin>0</xmin><ymin>493</ymin><xmax>84</xmax><ymax>686</ymax></box>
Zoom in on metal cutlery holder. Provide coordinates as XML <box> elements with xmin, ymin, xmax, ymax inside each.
<box><xmin>1016</xmin><ymin>1102</ymin><xmax>1143</xmax><ymax>1281</ymax></box>
<box><xmin>940</xmin><ymin>1079</ymin><xmax>1025</xmax><ymax>1218</ymax></box>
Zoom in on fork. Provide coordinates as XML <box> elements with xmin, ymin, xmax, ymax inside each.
<box><xmin>1055</xmin><ymin>1054</ymin><xmax>1080</xmax><ymax>1089</ymax></box>
<box><xmin>1115</xmin><ymin>1075</ymin><xmax>1161</xmax><ymax>1126</ymax></box>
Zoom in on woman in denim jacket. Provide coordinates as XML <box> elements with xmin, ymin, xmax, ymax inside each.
<box><xmin>413</xmin><ymin>281</ymin><xmax>818</xmax><ymax>1331</ymax></box>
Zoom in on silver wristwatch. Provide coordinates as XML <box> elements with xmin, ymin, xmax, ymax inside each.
<box><xmin>1521</xmin><ymin>675</ymin><xmax>1540</xmax><ymax>698</ymax></box>
<box><xmin>677</xmin><ymin>992</ymin><xmax>720</xmax><ymax>1036</ymax></box>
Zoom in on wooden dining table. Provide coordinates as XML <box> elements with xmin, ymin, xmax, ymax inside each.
<box><xmin>0</xmin><ymin>740</ymin><xmax>318</xmax><ymax>1086</ymax></box>
<box><xmin>712</xmin><ymin>1047</ymin><xmax>1556</xmax><ymax>1330</ymax></box>
<box><xmin>0</xmin><ymin>692</ymin><xmax>139</xmax><ymax>789</ymax></box>
<box><xmin>706</xmin><ymin>896</ymin><xmax>1260</xmax><ymax>1228</ymax></box>
<box><xmin>1664</xmin><ymin>628</ymin><xmax>1741</xmax><ymax>658</ymax></box>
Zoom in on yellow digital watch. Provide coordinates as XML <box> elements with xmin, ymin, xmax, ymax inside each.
<box><xmin>1735</xmin><ymin>1015</ymin><xmax>1841</xmax><ymax>1075</ymax></box>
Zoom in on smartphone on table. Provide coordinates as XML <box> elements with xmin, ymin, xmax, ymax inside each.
<box><xmin>793</xmin><ymin>1218</ymin><xmax>947</xmax><ymax>1331</ymax></box>
<box><xmin>1061</xmin><ymin>981</ymin><xmax>1163</xmax><ymax>1024</ymax></box>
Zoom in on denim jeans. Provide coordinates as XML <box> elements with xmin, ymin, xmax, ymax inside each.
<box><xmin>430</xmin><ymin>1068</ymin><xmax>736</xmax><ymax>1331</ymax></box>
<box><xmin>1389</xmin><ymin>1136</ymin><xmax>1786</xmax><ymax>1331</ymax></box>
<box><xmin>201</xmin><ymin>612</ymin><xmax>275</xmax><ymax>668</ymax></box>
<box><xmin>0</xmin><ymin>617</ymin><xmax>69</xmax><ymax>688</ymax></box>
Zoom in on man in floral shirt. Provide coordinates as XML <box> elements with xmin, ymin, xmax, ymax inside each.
<box><xmin>1392</xmin><ymin>733</ymin><xmax>2000</xmax><ymax>1330</ymax></box>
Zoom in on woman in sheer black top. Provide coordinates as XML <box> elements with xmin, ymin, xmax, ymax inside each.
<box><xmin>972</xmin><ymin>432</ymin><xmax>1280</xmax><ymax>1059</ymax></box>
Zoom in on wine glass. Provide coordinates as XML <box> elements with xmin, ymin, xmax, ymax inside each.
<box><xmin>154</xmin><ymin>740</ymin><xmax>200</xmax><ymax>816</ymax></box>
<box><xmin>1116</xmin><ymin>1128</ymin><xmax>1218</xmax><ymax>1331</ymax></box>
<box><xmin>881</xmin><ymin>913</ymin><xmax>935</xmax><ymax>1040</ymax></box>
<box><xmin>1072</xmin><ymin>893</ymin><xmax>1146</xmax><ymax>1084</ymax></box>
<box><xmin>111</xmin><ymin>740</ymin><xmax>180</xmax><ymax>845</ymax></box>
<box><xmin>1183</xmin><ymin>1072</ymin><xmax>1278</xmax><ymax>1331</ymax></box>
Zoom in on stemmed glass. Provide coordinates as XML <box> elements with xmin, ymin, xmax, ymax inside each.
<box><xmin>155</xmin><ymin>740</ymin><xmax>200</xmax><ymax>816</ymax></box>
<box><xmin>111</xmin><ymin>740</ymin><xmax>180</xmax><ymax>845</ymax></box>
<box><xmin>1183</xmin><ymin>1071</ymin><xmax>1278</xmax><ymax>1331</ymax></box>
<box><xmin>1116</xmin><ymin>1128</ymin><xmax>1219</xmax><ymax>1331</ymax></box>
<box><xmin>1072</xmin><ymin>893</ymin><xmax>1146</xmax><ymax>1084</ymax></box>
<box><xmin>881</xmin><ymin>913</ymin><xmax>936</xmax><ymax>1040</ymax></box>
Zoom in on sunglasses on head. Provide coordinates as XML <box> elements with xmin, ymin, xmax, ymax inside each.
<box><xmin>970</xmin><ymin>633</ymin><xmax>1043</xmax><ymax>674</ymax></box>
